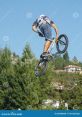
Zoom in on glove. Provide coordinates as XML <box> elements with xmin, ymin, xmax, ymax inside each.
<box><xmin>36</xmin><ymin>28</ymin><xmax>44</xmax><ymax>37</ymax></box>
<box><xmin>38</xmin><ymin>32</ymin><xmax>44</xmax><ymax>37</ymax></box>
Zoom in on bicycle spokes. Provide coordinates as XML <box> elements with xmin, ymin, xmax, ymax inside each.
<box><xmin>59</xmin><ymin>40</ymin><xmax>66</xmax><ymax>45</ymax></box>
<box><xmin>35</xmin><ymin>60</ymin><xmax>47</xmax><ymax>77</ymax></box>
<box><xmin>56</xmin><ymin>34</ymin><xmax>68</xmax><ymax>53</ymax></box>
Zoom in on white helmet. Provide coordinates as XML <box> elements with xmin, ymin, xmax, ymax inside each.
<box><xmin>37</xmin><ymin>14</ymin><xmax>46</xmax><ymax>26</ymax></box>
<box><xmin>39</xmin><ymin>14</ymin><xmax>45</xmax><ymax>18</ymax></box>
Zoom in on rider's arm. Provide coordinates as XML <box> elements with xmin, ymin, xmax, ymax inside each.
<box><xmin>32</xmin><ymin>25</ymin><xmax>38</xmax><ymax>32</ymax></box>
<box><xmin>51</xmin><ymin>21</ymin><xmax>59</xmax><ymax>40</ymax></box>
<box><xmin>32</xmin><ymin>20</ymin><xmax>44</xmax><ymax>37</ymax></box>
<box><xmin>32</xmin><ymin>20</ymin><xmax>38</xmax><ymax>32</ymax></box>
<box><xmin>32</xmin><ymin>25</ymin><xmax>44</xmax><ymax>37</ymax></box>
<box><xmin>44</xmin><ymin>16</ymin><xmax>59</xmax><ymax>40</ymax></box>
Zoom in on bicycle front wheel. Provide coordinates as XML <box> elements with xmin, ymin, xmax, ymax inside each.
<box><xmin>56</xmin><ymin>34</ymin><xmax>68</xmax><ymax>53</ymax></box>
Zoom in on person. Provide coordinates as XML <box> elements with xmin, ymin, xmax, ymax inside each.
<box><xmin>32</xmin><ymin>15</ymin><xmax>59</xmax><ymax>58</ymax></box>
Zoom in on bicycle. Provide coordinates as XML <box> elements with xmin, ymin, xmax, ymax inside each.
<box><xmin>35</xmin><ymin>34</ymin><xmax>68</xmax><ymax>77</ymax></box>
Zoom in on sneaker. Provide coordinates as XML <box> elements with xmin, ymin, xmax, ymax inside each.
<box><xmin>40</xmin><ymin>52</ymin><xmax>50</xmax><ymax>59</ymax></box>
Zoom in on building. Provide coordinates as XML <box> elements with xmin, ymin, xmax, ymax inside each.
<box><xmin>42</xmin><ymin>99</ymin><xmax>69</xmax><ymax>109</ymax></box>
<box><xmin>52</xmin><ymin>101</ymin><xmax>60</xmax><ymax>108</ymax></box>
<box><xmin>42</xmin><ymin>99</ymin><xmax>53</xmax><ymax>105</ymax></box>
<box><xmin>64</xmin><ymin>65</ymin><xmax>81</xmax><ymax>73</ymax></box>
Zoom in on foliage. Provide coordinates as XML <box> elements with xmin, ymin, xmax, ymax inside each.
<box><xmin>0</xmin><ymin>46</ymin><xmax>82</xmax><ymax>110</ymax></box>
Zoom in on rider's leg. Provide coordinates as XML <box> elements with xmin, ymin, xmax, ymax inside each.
<box><xmin>40</xmin><ymin>40</ymin><xmax>52</xmax><ymax>58</ymax></box>
<box><xmin>39</xmin><ymin>23</ymin><xmax>52</xmax><ymax>57</ymax></box>
<box><xmin>43</xmin><ymin>40</ymin><xmax>52</xmax><ymax>52</ymax></box>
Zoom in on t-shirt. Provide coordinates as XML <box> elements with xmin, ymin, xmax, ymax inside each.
<box><xmin>32</xmin><ymin>15</ymin><xmax>54</xmax><ymax>27</ymax></box>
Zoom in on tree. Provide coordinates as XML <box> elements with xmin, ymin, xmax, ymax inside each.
<box><xmin>72</xmin><ymin>56</ymin><xmax>78</xmax><ymax>64</ymax></box>
<box><xmin>0</xmin><ymin>45</ymin><xmax>82</xmax><ymax>110</ymax></box>
<box><xmin>54</xmin><ymin>56</ymin><xmax>65</xmax><ymax>69</ymax></box>
<box><xmin>63</xmin><ymin>51</ymin><xmax>69</xmax><ymax>62</ymax></box>
<box><xmin>22</xmin><ymin>43</ymin><xmax>34</xmax><ymax>61</ymax></box>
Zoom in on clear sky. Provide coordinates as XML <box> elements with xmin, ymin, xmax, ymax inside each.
<box><xmin>0</xmin><ymin>0</ymin><xmax>82</xmax><ymax>61</ymax></box>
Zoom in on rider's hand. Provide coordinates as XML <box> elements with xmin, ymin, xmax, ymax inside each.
<box><xmin>37</xmin><ymin>28</ymin><xmax>44</xmax><ymax>37</ymax></box>
<box><xmin>32</xmin><ymin>25</ymin><xmax>38</xmax><ymax>32</ymax></box>
<box><xmin>38</xmin><ymin>32</ymin><xmax>44</xmax><ymax>37</ymax></box>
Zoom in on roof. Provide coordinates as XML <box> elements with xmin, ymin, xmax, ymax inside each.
<box><xmin>64</xmin><ymin>65</ymin><xmax>81</xmax><ymax>69</ymax></box>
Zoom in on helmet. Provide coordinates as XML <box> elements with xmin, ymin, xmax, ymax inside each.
<box><xmin>39</xmin><ymin>14</ymin><xmax>45</xmax><ymax>18</ymax></box>
<box><xmin>37</xmin><ymin>14</ymin><xmax>46</xmax><ymax>26</ymax></box>
<box><xmin>37</xmin><ymin>14</ymin><xmax>45</xmax><ymax>22</ymax></box>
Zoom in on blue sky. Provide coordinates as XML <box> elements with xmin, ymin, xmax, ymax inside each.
<box><xmin>0</xmin><ymin>0</ymin><xmax>82</xmax><ymax>61</ymax></box>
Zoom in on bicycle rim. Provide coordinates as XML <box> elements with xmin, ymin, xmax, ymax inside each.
<box><xmin>35</xmin><ymin>60</ymin><xmax>47</xmax><ymax>77</ymax></box>
<box><xmin>56</xmin><ymin>34</ymin><xmax>68</xmax><ymax>53</ymax></box>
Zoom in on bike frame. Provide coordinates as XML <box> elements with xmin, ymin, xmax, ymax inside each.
<box><xmin>48</xmin><ymin>38</ymin><xmax>56</xmax><ymax>53</ymax></box>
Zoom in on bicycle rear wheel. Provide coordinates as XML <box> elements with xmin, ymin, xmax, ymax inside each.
<box><xmin>56</xmin><ymin>34</ymin><xmax>68</xmax><ymax>53</ymax></box>
<box><xmin>35</xmin><ymin>59</ymin><xmax>47</xmax><ymax>77</ymax></box>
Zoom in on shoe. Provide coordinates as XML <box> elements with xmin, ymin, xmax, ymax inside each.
<box><xmin>40</xmin><ymin>52</ymin><xmax>50</xmax><ymax>59</ymax></box>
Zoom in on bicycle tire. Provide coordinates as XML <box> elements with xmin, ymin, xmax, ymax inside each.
<box><xmin>56</xmin><ymin>34</ymin><xmax>68</xmax><ymax>53</ymax></box>
<box><xmin>35</xmin><ymin>59</ymin><xmax>47</xmax><ymax>77</ymax></box>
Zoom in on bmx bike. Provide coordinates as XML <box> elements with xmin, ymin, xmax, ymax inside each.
<box><xmin>35</xmin><ymin>34</ymin><xmax>68</xmax><ymax>77</ymax></box>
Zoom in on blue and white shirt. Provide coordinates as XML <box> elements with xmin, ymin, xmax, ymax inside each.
<box><xmin>32</xmin><ymin>15</ymin><xmax>54</xmax><ymax>27</ymax></box>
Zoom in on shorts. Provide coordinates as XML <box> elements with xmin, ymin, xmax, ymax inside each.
<box><xmin>39</xmin><ymin>23</ymin><xmax>52</xmax><ymax>41</ymax></box>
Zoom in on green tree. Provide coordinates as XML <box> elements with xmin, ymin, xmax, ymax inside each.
<box><xmin>22</xmin><ymin>43</ymin><xmax>34</xmax><ymax>61</ymax></box>
<box><xmin>0</xmin><ymin>45</ymin><xmax>82</xmax><ymax>110</ymax></box>
<box><xmin>72</xmin><ymin>56</ymin><xmax>78</xmax><ymax>64</ymax></box>
<box><xmin>63</xmin><ymin>51</ymin><xmax>69</xmax><ymax>62</ymax></box>
<box><xmin>54</xmin><ymin>56</ymin><xmax>65</xmax><ymax>69</ymax></box>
